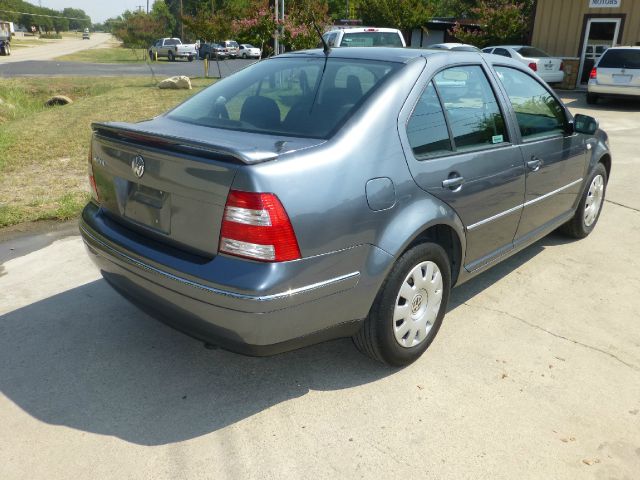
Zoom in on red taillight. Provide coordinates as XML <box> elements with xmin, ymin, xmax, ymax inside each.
<box><xmin>219</xmin><ymin>190</ymin><xmax>301</xmax><ymax>262</ymax></box>
<box><xmin>559</xmin><ymin>61</ymin><xmax>564</xmax><ymax>71</ymax></box>
<box><xmin>590</xmin><ymin>67</ymin><xmax>597</xmax><ymax>79</ymax></box>
<box><xmin>88</xmin><ymin>142</ymin><xmax>99</xmax><ymax>202</ymax></box>
<box><xmin>528</xmin><ymin>62</ymin><xmax>537</xmax><ymax>71</ymax></box>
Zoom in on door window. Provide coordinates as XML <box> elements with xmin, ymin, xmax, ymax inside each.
<box><xmin>433</xmin><ymin>65</ymin><xmax>508</xmax><ymax>151</ymax></box>
<box><xmin>494</xmin><ymin>66</ymin><xmax>566</xmax><ymax>141</ymax></box>
<box><xmin>406</xmin><ymin>82</ymin><xmax>452</xmax><ymax>158</ymax></box>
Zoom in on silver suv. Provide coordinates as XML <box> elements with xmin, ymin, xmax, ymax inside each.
<box><xmin>587</xmin><ymin>46</ymin><xmax>640</xmax><ymax>104</ymax></box>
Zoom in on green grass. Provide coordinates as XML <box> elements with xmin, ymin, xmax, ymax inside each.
<box><xmin>0</xmin><ymin>77</ymin><xmax>215</xmax><ymax>228</ymax></box>
<box><xmin>56</xmin><ymin>47</ymin><xmax>148</xmax><ymax>63</ymax></box>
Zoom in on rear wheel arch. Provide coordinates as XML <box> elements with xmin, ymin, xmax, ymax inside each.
<box><xmin>402</xmin><ymin>224</ymin><xmax>463</xmax><ymax>287</ymax></box>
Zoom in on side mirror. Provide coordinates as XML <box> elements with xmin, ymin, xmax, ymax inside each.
<box><xmin>574</xmin><ymin>113</ymin><xmax>599</xmax><ymax>135</ymax></box>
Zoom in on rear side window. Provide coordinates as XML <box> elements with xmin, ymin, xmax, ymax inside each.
<box><xmin>598</xmin><ymin>49</ymin><xmax>640</xmax><ymax>68</ymax></box>
<box><xmin>433</xmin><ymin>65</ymin><xmax>508</xmax><ymax>151</ymax></box>
<box><xmin>340</xmin><ymin>32</ymin><xmax>403</xmax><ymax>47</ymax></box>
<box><xmin>494</xmin><ymin>66</ymin><xmax>566</xmax><ymax>140</ymax></box>
<box><xmin>494</xmin><ymin>48</ymin><xmax>511</xmax><ymax>57</ymax></box>
<box><xmin>167</xmin><ymin>57</ymin><xmax>400</xmax><ymax>139</ymax></box>
<box><xmin>406</xmin><ymin>82</ymin><xmax>452</xmax><ymax>157</ymax></box>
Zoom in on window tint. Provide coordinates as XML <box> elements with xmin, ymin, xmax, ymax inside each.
<box><xmin>340</xmin><ymin>32</ymin><xmax>403</xmax><ymax>47</ymax></box>
<box><xmin>494</xmin><ymin>48</ymin><xmax>511</xmax><ymax>57</ymax></box>
<box><xmin>514</xmin><ymin>47</ymin><xmax>549</xmax><ymax>58</ymax></box>
<box><xmin>433</xmin><ymin>65</ymin><xmax>508</xmax><ymax>151</ymax></box>
<box><xmin>495</xmin><ymin>66</ymin><xmax>566</xmax><ymax>140</ymax></box>
<box><xmin>482</xmin><ymin>48</ymin><xmax>493</xmax><ymax>53</ymax></box>
<box><xmin>599</xmin><ymin>49</ymin><xmax>640</xmax><ymax>69</ymax></box>
<box><xmin>168</xmin><ymin>57</ymin><xmax>400</xmax><ymax>139</ymax></box>
<box><xmin>407</xmin><ymin>82</ymin><xmax>452</xmax><ymax>157</ymax></box>
<box><xmin>165</xmin><ymin>39</ymin><xmax>179</xmax><ymax>46</ymax></box>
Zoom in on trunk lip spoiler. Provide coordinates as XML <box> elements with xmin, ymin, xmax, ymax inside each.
<box><xmin>91</xmin><ymin>121</ymin><xmax>326</xmax><ymax>165</ymax></box>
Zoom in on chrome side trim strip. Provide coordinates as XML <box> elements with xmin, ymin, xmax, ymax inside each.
<box><xmin>80</xmin><ymin>225</ymin><xmax>360</xmax><ymax>302</ymax></box>
<box><xmin>467</xmin><ymin>178</ymin><xmax>583</xmax><ymax>231</ymax></box>
<box><xmin>522</xmin><ymin>178</ymin><xmax>583</xmax><ymax>208</ymax></box>
<box><xmin>467</xmin><ymin>204</ymin><xmax>523</xmax><ymax>231</ymax></box>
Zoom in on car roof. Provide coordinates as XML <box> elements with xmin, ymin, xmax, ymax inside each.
<box><xmin>279</xmin><ymin>47</ymin><xmax>528</xmax><ymax>68</ymax></box>
<box><xmin>325</xmin><ymin>27</ymin><xmax>402</xmax><ymax>34</ymax></box>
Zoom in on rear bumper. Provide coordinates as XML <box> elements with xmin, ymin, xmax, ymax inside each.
<box><xmin>588</xmin><ymin>81</ymin><xmax>640</xmax><ymax>97</ymax></box>
<box><xmin>80</xmin><ymin>203</ymin><xmax>390</xmax><ymax>355</ymax></box>
<box><xmin>538</xmin><ymin>71</ymin><xmax>564</xmax><ymax>83</ymax></box>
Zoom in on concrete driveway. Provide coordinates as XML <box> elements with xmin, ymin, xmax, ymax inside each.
<box><xmin>0</xmin><ymin>92</ymin><xmax>639</xmax><ymax>480</ymax></box>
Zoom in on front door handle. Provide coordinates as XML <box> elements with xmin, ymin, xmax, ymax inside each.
<box><xmin>442</xmin><ymin>175</ymin><xmax>464</xmax><ymax>190</ymax></box>
<box><xmin>527</xmin><ymin>157</ymin><xmax>542</xmax><ymax>172</ymax></box>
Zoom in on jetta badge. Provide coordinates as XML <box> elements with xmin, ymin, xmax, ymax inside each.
<box><xmin>131</xmin><ymin>155</ymin><xmax>145</xmax><ymax>178</ymax></box>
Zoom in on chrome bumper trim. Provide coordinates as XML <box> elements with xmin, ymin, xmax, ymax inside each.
<box><xmin>80</xmin><ymin>225</ymin><xmax>360</xmax><ymax>302</ymax></box>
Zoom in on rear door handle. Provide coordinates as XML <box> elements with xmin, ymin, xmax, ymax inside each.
<box><xmin>442</xmin><ymin>175</ymin><xmax>464</xmax><ymax>190</ymax></box>
<box><xmin>527</xmin><ymin>157</ymin><xmax>542</xmax><ymax>172</ymax></box>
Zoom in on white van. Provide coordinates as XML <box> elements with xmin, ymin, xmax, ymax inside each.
<box><xmin>322</xmin><ymin>27</ymin><xmax>405</xmax><ymax>48</ymax></box>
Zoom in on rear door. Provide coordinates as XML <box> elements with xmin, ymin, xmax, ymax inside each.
<box><xmin>595</xmin><ymin>48</ymin><xmax>640</xmax><ymax>88</ymax></box>
<box><xmin>493</xmin><ymin>66</ymin><xmax>588</xmax><ymax>240</ymax></box>
<box><xmin>400</xmin><ymin>64</ymin><xmax>525</xmax><ymax>270</ymax></box>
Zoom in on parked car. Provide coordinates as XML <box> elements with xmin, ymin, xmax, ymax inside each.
<box><xmin>322</xmin><ymin>27</ymin><xmax>405</xmax><ymax>48</ymax></box>
<box><xmin>239</xmin><ymin>43</ymin><xmax>261</xmax><ymax>59</ymax></box>
<box><xmin>223</xmin><ymin>40</ymin><xmax>240</xmax><ymax>58</ymax></box>
<box><xmin>198</xmin><ymin>42</ymin><xmax>228</xmax><ymax>60</ymax></box>
<box><xmin>0</xmin><ymin>20</ymin><xmax>11</xmax><ymax>56</ymax></box>
<box><xmin>587</xmin><ymin>46</ymin><xmax>640</xmax><ymax>104</ymax></box>
<box><xmin>429</xmin><ymin>42</ymin><xmax>481</xmax><ymax>52</ymax></box>
<box><xmin>482</xmin><ymin>45</ymin><xmax>565</xmax><ymax>84</ymax></box>
<box><xmin>149</xmin><ymin>37</ymin><xmax>197</xmax><ymax>62</ymax></box>
<box><xmin>81</xmin><ymin>47</ymin><xmax>610</xmax><ymax>366</ymax></box>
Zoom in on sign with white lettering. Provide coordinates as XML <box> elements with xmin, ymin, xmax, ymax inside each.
<box><xmin>589</xmin><ymin>0</ymin><xmax>621</xmax><ymax>8</ymax></box>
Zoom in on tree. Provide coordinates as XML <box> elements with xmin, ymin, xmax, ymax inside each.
<box><xmin>113</xmin><ymin>11</ymin><xmax>165</xmax><ymax>52</ymax></box>
<box><xmin>356</xmin><ymin>0</ymin><xmax>434</xmax><ymax>32</ymax></box>
<box><xmin>62</xmin><ymin>8</ymin><xmax>91</xmax><ymax>30</ymax></box>
<box><xmin>449</xmin><ymin>0</ymin><xmax>535</xmax><ymax>47</ymax></box>
<box><xmin>151</xmin><ymin>0</ymin><xmax>177</xmax><ymax>34</ymax></box>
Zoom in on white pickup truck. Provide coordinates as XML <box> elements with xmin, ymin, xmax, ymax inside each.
<box><xmin>149</xmin><ymin>38</ymin><xmax>197</xmax><ymax>62</ymax></box>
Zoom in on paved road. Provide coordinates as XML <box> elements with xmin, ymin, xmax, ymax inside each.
<box><xmin>0</xmin><ymin>32</ymin><xmax>112</xmax><ymax>63</ymax></box>
<box><xmin>0</xmin><ymin>57</ymin><xmax>253</xmax><ymax>78</ymax></box>
<box><xmin>1</xmin><ymin>94</ymin><xmax>639</xmax><ymax>479</ymax></box>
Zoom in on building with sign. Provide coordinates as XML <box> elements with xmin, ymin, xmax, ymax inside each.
<box><xmin>531</xmin><ymin>0</ymin><xmax>640</xmax><ymax>87</ymax></box>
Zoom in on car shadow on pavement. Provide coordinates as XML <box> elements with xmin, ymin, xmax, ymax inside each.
<box><xmin>558</xmin><ymin>91</ymin><xmax>640</xmax><ymax>112</ymax></box>
<box><xmin>0</xmin><ymin>280</ymin><xmax>392</xmax><ymax>446</ymax></box>
<box><xmin>449</xmin><ymin>231</ymin><xmax>574</xmax><ymax>310</ymax></box>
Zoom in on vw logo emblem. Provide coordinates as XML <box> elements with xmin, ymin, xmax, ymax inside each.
<box><xmin>411</xmin><ymin>294</ymin><xmax>423</xmax><ymax>314</ymax></box>
<box><xmin>131</xmin><ymin>155</ymin><xmax>145</xmax><ymax>178</ymax></box>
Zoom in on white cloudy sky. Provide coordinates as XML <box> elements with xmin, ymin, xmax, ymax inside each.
<box><xmin>39</xmin><ymin>0</ymin><xmax>154</xmax><ymax>23</ymax></box>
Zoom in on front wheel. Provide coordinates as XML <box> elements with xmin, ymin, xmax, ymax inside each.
<box><xmin>168</xmin><ymin>51</ymin><xmax>174</xmax><ymax>62</ymax></box>
<box><xmin>353</xmin><ymin>242</ymin><xmax>451</xmax><ymax>367</ymax></box>
<box><xmin>188</xmin><ymin>55</ymin><xmax>193</xmax><ymax>62</ymax></box>
<box><xmin>559</xmin><ymin>162</ymin><xmax>607</xmax><ymax>238</ymax></box>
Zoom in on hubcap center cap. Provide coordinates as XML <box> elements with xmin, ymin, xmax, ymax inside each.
<box><xmin>411</xmin><ymin>289</ymin><xmax>428</xmax><ymax>315</ymax></box>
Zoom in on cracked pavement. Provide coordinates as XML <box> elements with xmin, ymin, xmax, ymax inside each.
<box><xmin>0</xmin><ymin>93</ymin><xmax>639</xmax><ymax>479</ymax></box>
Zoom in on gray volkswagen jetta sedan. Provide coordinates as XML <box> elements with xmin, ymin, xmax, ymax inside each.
<box><xmin>80</xmin><ymin>47</ymin><xmax>610</xmax><ymax>366</ymax></box>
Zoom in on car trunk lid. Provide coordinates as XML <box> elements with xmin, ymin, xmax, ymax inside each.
<box><xmin>91</xmin><ymin>119</ymin><xmax>324</xmax><ymax>257</ymax></box>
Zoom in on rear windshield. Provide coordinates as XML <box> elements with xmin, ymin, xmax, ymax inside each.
<box><xmin>599</xmin><ymin>49</ymin><xmax>640</xmax><ymax>69</ymax></box>
<box><xmin>167</xmin><ymin>57</ymin><xmax>401</xmax><ymax>139</ymax></box>
<box><xmin>514</xmin><ymin>47</ymin><xmax>549</xmax><ymax>58</ymax></box>
<box><xmin>340</xmin><ymin>32</ymin><xmax>403</xmax><ymax>47</ymax></box>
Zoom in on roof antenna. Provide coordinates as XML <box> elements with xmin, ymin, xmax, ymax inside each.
<box><xmin>313</xmin><ymin>21</ymin><xmax>331</xmax><ymax>55</ymax></box>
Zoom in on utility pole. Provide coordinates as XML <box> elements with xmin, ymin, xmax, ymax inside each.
<box><xmin>180</xmin><ymin>0</ymin><xmax>184</xmax><ymax>40</ymax></box>
<box><xmin>147</xmin><ymin>0</ymin><xmax>149</xmax><ymax>14</ymax></box>
<box><xmin>212</xmin><ymin>0</ymin><xmax>215</xmax><ymax>15</ymax></box>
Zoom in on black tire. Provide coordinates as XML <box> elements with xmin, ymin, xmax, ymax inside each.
<box><xmin>586</xmin><ymin>92</ymin><xmax>599</xmax><ymax>105</ymax></box>
<box><xmin>188</xmin><ymin>55</ymin><xmax>194</xmax><ymax>62</ymax></box>
<box><xmin>148</xmin><ymin>50</ymin><xmax>153</xmax><ymax>60</ymax></box>
<box><xmin>168</xmin><ymin>51</ymin><xmax>175</xmax><ymax>62</ymax></box>
<box><xmin>353</xmin><ymin>242</ymin><xmax>451</xmax><ymax>367</ymax></box>
<box><xmin>242</xmin><ymin>52</ymin><xmax>247</xmax><ymax>59</ymax></box>
<box><xmin>0</xmin><ymin>46</ymin><xmax>5</xmax><ymax>56</ymax></box>
<box><xmin>559</xmin><ymin>162</ymin><xmax>607</xmax><ymax>238</ymax></box>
